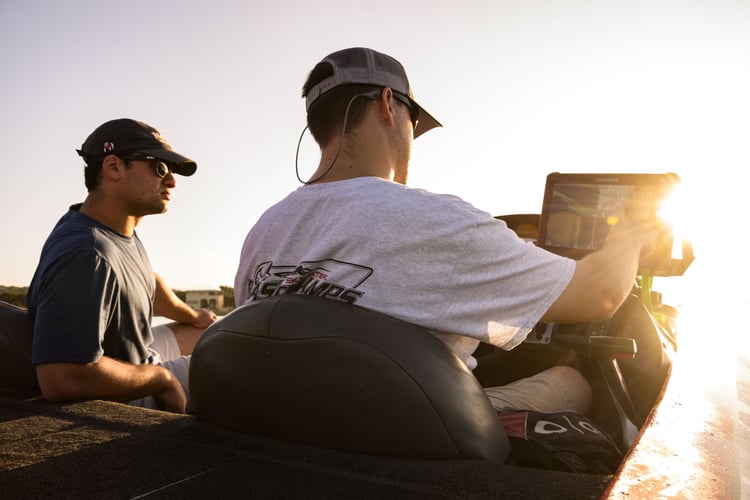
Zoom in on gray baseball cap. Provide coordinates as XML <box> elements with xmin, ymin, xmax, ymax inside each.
<box><xmin>304</xmin><ymin>47</ymin><xmax>442</xmax><ymax>138</ymax></box>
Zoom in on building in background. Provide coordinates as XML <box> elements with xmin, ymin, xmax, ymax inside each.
<box><xmin>185</xmin><ymin>289</ymin><xmax>225</xmax><ymax>313</ymax></box>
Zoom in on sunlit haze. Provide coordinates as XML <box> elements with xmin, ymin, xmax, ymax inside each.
<box><xmin>1</xmin><ymin>1</ymin><xmax>748</xmax><ymax>325</ymax></box>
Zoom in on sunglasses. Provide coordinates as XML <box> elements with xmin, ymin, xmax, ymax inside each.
<box><xmin>119</xmin><ymin>154</ymin><xmax>173</xmax><ymax>178</ymax></box>
<box><xmin>392</xmin><ymin>92</ymin><xmax>420</xmax><ymax>130</ymax></box>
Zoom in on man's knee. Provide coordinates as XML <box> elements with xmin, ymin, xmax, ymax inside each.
<box><xmin>163</xmin><ymin>322</ymin><xmax>206</xmax><ymax>356</ymax></box>
<box><xmin>484</xmin><ymin>365</ymin><xmax>592</xmax><ymax>414</ymax></box>
<box><xmin>543</xmin><ymin>365</ymin><xmax>592</xmax><ymax>415</ymax></box>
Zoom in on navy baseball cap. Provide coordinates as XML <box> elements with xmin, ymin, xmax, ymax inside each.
<box><xmin>77</xmin><ymin>118</ymin><xmax>197</xmax><ymax>176</ymax></box>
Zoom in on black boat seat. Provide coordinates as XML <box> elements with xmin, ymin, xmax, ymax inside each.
<box><xmin>0</xmin><ymin>301</ymin><xmax>40</xmax><ymax>394</ymax></box>
<box><xmin>189</xmin><ymin>294</ymin><xmax>511</xmax><ymax>464</ymax></box>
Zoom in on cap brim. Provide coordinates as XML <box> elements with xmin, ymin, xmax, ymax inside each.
<box><xmin>412</xmin><ymin>101</ymin><xmax>441</xmax><ymax>139</ymax></box>
<box><xmin>141</xmin><ymin>148</ymin><xmax>197</xmax><ymax>176</ymax></box>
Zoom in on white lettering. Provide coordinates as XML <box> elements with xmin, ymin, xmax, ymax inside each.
<box><xmin>578</xmin><ymin>420</ymin><xmax>601</xmax><ymax>434</ymax></box>
<box><xmin>563</xmin><ymin>415</ymin><xmax>584</xmax><ymax>435</ymax></box>
<box><xmin>534</xmin><ymin>420</ymin><xmax>567</xmax><ymax>434</ymax></box>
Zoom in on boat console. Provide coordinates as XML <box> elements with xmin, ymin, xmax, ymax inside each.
<box><xmin>488</xmin><ymin>170</ymin><xmax>694</xmax><ymax>447</ymax></box>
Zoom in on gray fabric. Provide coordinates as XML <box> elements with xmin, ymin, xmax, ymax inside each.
<box><xmin>235</xmin><ymin>177</ymin><xmax>575</xmax><ymax>371</ymax></box>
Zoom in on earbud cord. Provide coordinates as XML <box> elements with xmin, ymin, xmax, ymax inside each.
<box><xmin>295</xmin><ymin>90</ymin><xmax>380</xmax><ymax>185</ymax></box>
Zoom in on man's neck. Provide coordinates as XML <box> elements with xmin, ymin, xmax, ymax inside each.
<box><xmin>310</xmin><ymin>143</ymin><xmax>397</xmax><ymax>184</ymax></box>
<box><xmin>79</xmin><ymin>195</ymin><xmax>140</xmax><ymax>237</ymax></box>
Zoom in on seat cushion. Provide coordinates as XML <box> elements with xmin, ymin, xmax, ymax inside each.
<box><xmin>0</xmin><ymin>301</ymin><xmax>39</xmax><ymax>394</ymax></box>
<box><xmin>190</xmin><ymin>294</ymin><xmax>510</xmax><ymax>464</ymax></box>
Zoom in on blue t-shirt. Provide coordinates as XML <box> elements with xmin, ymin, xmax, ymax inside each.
<box><xmin>27</xmin><ymin>206</ymin><xmax>156</xmax><ymax>365</ymax></box>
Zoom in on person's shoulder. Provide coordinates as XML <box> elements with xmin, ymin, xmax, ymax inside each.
<box><xmin>265</xmin><ymin>177</ymin><xmax>397</xmax><ymax>208</ymax></box>
<box><xmin>44</xmin><ymin>209</ymin><xmax>125</xmax><ymax>258</ymax></box>
<box><xmin>265</xmin><ymin>177</ymin><xmax>488</xmax><ymax>222</ymax></box>
<box><xmin>382</xmin><ymin>182</ymin><xmax>489</xmax><ymax>220</ymax></box>
<box><xmin>46</xmin><ymin>210</ymin><xmax>95</xmax><ymax>243</ymax></box>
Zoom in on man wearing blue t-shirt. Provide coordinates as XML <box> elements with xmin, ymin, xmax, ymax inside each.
<box><xmin>27</xmin><ymin>118</ymin><xmax>215</xmax><ymax>414</ymax></box>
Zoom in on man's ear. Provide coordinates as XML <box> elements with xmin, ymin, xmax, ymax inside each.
<box><xmin>101</xmin><ymin>154</ymin><xmax>122</xmax><ymax>181</ymax></box>
<box><xmin>379</xmin><ymin>87</ymin><xmax>396</xmax><ymax>124</ymax></box>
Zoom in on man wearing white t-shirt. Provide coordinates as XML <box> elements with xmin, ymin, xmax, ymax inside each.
<box><xmin>234</xmin><ymin>47</ymin><xmax>660</xmax><ymax>415</ymax></box>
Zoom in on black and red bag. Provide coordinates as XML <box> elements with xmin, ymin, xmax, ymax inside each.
<box><xmin>498</xmin><ymin>410</ymin><xmax>623</xmax><ymax>474</ymax></box>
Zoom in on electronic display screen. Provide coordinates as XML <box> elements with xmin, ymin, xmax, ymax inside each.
<box><xmin>537</xmin><ymin>173</ymin><xmax>680</xmax><ymax>260</ymax></box>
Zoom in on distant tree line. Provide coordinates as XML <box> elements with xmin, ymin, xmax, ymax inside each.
<box><xmin>1</xmin><ymin>285</ymin><xmax>235</xmax><ymax>310</ymax></box>
<box><xmin>220</xmin><ymin>286</ymin><xmax>236</xmax><ymax>309</ymax></box>
<box><xmin>0</xmin><ymin>286</ymin><xmax>28</xmax><ymax>308</ymax></box>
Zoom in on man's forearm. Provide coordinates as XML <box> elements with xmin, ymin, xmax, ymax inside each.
<box><xmin>153</xmin><ymin>272</ymin><xmax>198</xmax><ymax>322</ymax></box>
<box><xmin>35</xmin><ymin>356</ymin><xmax>183</xmax><ymax>409</ymax></box>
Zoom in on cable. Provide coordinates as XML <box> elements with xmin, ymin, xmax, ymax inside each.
<box><xmin>295</xmin><ymin>90</ymin><xmax>381</xmax><ymax>185</ymax></box>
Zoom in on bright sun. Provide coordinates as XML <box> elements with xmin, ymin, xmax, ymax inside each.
<box><xmin>651</xmin><ymin>174</ymin><xmax>750</xmax><ymax>364</ymax></box>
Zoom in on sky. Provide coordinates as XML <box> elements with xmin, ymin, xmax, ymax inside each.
<box><xmin>1</xmin><ymin>0</ymin><xmax>749</xmax><ymax>308</ymax></box>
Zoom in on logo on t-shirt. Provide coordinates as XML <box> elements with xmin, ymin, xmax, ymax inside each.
<box><xmin>247</xmin><ymin>259</ymin><xmax>372</xmax><ymax>305</ymax></box>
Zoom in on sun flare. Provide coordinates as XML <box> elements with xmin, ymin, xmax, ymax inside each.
<box><xmin>651</xmin><ymin>174</ymin><xmax>750</xmax><ymax>365</ymax></box>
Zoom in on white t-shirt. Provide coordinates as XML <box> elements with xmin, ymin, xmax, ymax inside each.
<box><xmin>235</xmin><ymin>177</ymin><xmax>575</xmax><ymax>370</ymax></box>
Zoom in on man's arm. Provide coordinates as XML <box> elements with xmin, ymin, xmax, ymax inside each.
<box><xmin>36</xmin><ymin>357</ymin><xmax>187</xmax><ymax>413</ymax></box>
<box><xmin>542</xmin><ymin>220</ymin><xmax>662</xmax><ymax>323</ymax></box>
<box><xmin>153</xmin><ymin>273</ymin><xmax>216</xmax><ymax>328</ymax></box>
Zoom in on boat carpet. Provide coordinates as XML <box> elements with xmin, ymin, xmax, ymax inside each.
<box><xmin>0</xmin><ymin>394</ymin><xmax>611</xmax><ymax>499</ymax></box>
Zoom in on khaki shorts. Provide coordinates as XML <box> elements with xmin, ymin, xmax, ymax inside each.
<box><xmin>484</xmin><ymin>365</ymin><xmax>592</xmax><ymax>415</ymax></box>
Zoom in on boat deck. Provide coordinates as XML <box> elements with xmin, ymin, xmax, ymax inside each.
<box><xmin>0</xmin><ymin>394</ymin><xmax>610</xmax><ymax>499</ymax></box>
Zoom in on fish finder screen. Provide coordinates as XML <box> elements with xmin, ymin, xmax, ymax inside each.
<box><xmin>538</xmin><ymin>173</ymin><xmax>679</xmax><ymax>259</ymax></box>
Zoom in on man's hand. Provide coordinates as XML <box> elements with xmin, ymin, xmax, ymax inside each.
<box><xmin>152</xmin><ymin>372</ymin><xmax>188</xmax><ymax>414</ymax></box>
<box><xmin>189</xmin><ymin>308</ymin><xmax>217</xmax><ymax>329</ymax></box>
<box><xmin>637</xmin><ymin>217</ymin><xmax>674</xmax><ymax>272</ymax></box>
<box><xmin>153</xmin><ymin>273</ymin><xmax>219</xmax><ymax>328</ymax></box>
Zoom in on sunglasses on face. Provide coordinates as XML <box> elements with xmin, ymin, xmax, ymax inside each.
<box><xmin>392</xmin><ymin>92</ymin><xmax>420</xmax><ymax>130</ymax></box>
<box><xmin>119</xmin><ymin>154</ymin><xmax>173</xmax><ymax>178</ymax></box>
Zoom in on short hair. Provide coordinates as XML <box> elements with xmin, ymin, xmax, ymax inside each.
<box><xmin>302</xmin><ymin>62</ymin><xmax>382</xmax><ymax>146</ymax></box>
<box><xmin>83</xmin><ymin>158</ymin><xmax>103</xmax><ymax>192</ymax></box>
<box><xmin>82</xmin><ymin>155</ymin><xmax>134</xmax><ymax>192</ymax></box>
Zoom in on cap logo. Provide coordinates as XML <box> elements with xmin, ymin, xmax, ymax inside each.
<box><xmin>152</xmin><ymin>130</ymin><xmax>166</xmax><ymax>144</ymax></box>
<box><xmin>103</xmin><ymin>142</ymin><xmax>114</xmax><ymax>152</ymax></box>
